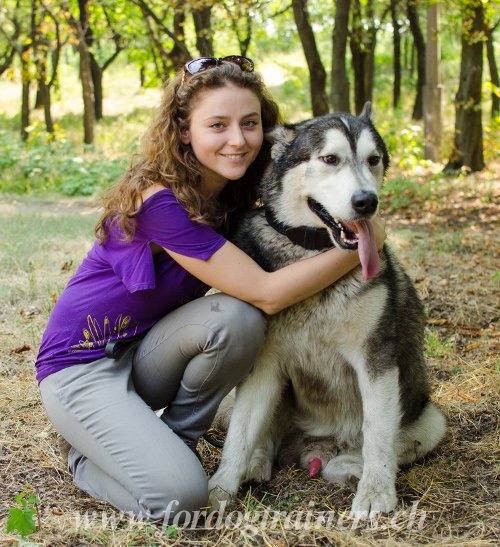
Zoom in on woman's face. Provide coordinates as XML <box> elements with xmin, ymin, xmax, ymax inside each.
<box><xmin>181</xmin><ymin>84</ymin><xmax>263</xmax><ymax>196</ymax></box>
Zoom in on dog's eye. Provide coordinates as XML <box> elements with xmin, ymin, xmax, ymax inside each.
<box><xmin>320</xmin><ymin>155</ymin><xmax>340</xmax><ymax>166</ymax></box>
<box><xmin>368</xmin><ymin>155</ymin><xmax>380</xmax><ymax>167</ymax></box>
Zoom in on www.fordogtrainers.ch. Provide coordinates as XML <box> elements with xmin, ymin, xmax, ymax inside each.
<box><xmin>71</xmin><ymin>500</ymin><xmax>427</xmax><ymax>534</ymax></box>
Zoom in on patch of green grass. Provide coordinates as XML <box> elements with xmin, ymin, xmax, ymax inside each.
<box><xmin>426</xmin><ymin>331</ymin><xmax>454</xmax><ymax>360</ymax></box>
<box><xmin>433</xmin><ymin>231</ymin><xmax>467</xmax><ymax>254</ymax></box>
<box><xmin>0</xmin><ymin>202</ymin><xmax>97</xmax><ymax>346</ymax></box>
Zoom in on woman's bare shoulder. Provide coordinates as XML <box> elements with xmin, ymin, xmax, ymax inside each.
<box><xmin>141</xmin><ymin>183</ymin><xmax>168</xmax><ymax>203</ymax></box>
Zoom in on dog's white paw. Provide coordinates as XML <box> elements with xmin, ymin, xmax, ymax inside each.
<box><xmin>322</xmin><ymin>454</ymin><xmax>363</xmax><ymax>489</ymax></box>
<box><xmin>207</xmin><ymin>470</ymin><xmax>240</xmax><ymax>510</ymax></box>
<box><xmin>207</xmin><ymin>483</ymin><xmax>236</xmax><ymax>511</ymax></box>
<box><xmin>245</xmin><ymin>452</ymin><xmax>272</xmax><ymax>483</ymax></box>
<box><xmin>351</xmin><ymin>479</ymin><xmax>397</xmax><ymax>518</ymax></box>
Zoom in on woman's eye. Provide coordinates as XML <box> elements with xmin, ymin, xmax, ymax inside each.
<box><xmin>368</xmin><ymin>155</ymin><xmax>380</xmax><ymax>166</ymax></box>
<box><xmin>211</xmin><ymin>122</ymin><xmax>225</xmax><ymax>129</ymax></box>
<box><xmin>242</xmin><ymin>120</ymin><xmax>258</xmax><ymax>128</ymax></box>
<box><xmin>320</xmin><ymin>154</ymin><xmax>340</xmax><ymax>166</ymax></box>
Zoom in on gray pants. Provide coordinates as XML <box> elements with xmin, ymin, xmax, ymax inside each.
<box><xmin>39</xmin><ymin>294</ymin><xmax>266</xmax><ymax>521</ymax></box>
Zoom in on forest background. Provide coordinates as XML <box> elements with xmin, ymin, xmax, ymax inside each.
<box><xmin>0</xmin><ymin>0</ymin><xmax>498</xmax><ymax>545</ymax></box>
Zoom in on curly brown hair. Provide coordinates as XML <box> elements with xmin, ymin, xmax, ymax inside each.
<box><xmin>95</xmin><ymin>61</ymin><xmax>282</xmax><ymax>243</ymax></box>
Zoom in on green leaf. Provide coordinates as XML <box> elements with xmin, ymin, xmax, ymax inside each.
<box><xmin>6</xmin><ymin>507</ymin><xmax>37</xmax><ymax>538</ymax></box>
<box><xmin>164</xmin><ymin>525</ymin><xmax>178</xmax><ymax>538</ymax></box>
<box><xmin>27</xmin><ymin>493</ymin><xmax>39</xmax><ymax>506</ymax></box>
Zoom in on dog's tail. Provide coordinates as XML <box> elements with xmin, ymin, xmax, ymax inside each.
<box><xmin>397</xmin><ymin>402</ymin><xmax>447</xmax><ymax>465</ymax></box>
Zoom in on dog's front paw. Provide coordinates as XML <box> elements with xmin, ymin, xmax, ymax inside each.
<box><xmin>208</xmin><ymin>471</ymin><xmax>239</xmax><ymax>510</ymax></box>
<box><xmin>351</xmin><ymin>479</ymin><xmax>397</xmax><ymax>518</ymax></box>
<box><xmin>207</xmin><ymin>484</ymin><xmax>236</xmax><ymax>511</ymax></box>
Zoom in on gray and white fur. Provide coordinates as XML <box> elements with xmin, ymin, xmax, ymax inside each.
<box><xmin>208</xmin><ymin>104</ymin><xmax>446</xmax><ymax>517</ymax></box>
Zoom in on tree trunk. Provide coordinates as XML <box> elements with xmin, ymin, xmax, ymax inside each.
<box><xmin>406</xmin><ymin>0</ymin><xmax>425</xmax><ymax>120</ymax></box>
<box><xmin>90</xmin><ymin>56</ymin><xmax>103</xmax><ymax>120</ymax></box>
<box><xmin>391</xmin><ymin>0</ymin><xmax>401</xmax><ymax>109</ymax></box>
<box><xmin>169</xmin><ymin>6</ymin><xmax>188</xmax><ymax>71</ymax></box>
<box><xmin>350</xmin><ymin>0</ymin><xmax>377</xmax><ymax>114</ymax></box>
<box><xmin>77</xmin><ymin>0</ymin><xmax>96</xmax><ymax>132</ymax></box>
<box><xmin>29</xmin><ymin>0</ymin><xmax>56</xmax><ymax>132</ymax></box>
<box><xmin>330</xmin><ymin>0</ymin><xmax>351</xmax><ymax>113</ymax></box>
<box><xmin>445</xmin><ymin>2</ymin><xmax>484</xmax><ymax>172</ymax></box>
<box><xmin>192</xmin><ymin>5</ymin><xmax>214</xmax><ymax>57</ymax></box>
<box><xmin>39</xmin><ymin>78</ymin><xmax>54</xmax><ymax>133</ymax></box>
<box><xmin>292</xmin><ymin>0</ymin><xmax>329</xmax><ymax>116</ymax></box>
<box><xmin>485</xmin><ymin>25</ymin><xmax>499</xmax><ymax>118</ymax></box>
<box><xmin>21</xmin><ymin>48</ymin><xmax>31</xmax><ymax>141</ymax></box>
<box><xmin>34</xmin><ymin>85</ymin><xmax>44</xmax><ymax>109</ymax></box>
<box><xmin>424</xmin><ymin>3</ymin><xmax>442</xmax><ymax>161</ymax></box>
<box><xmin>79</xmin><ymin>38</ymin><xmax>94</xmax><ymax>145</ymax></box>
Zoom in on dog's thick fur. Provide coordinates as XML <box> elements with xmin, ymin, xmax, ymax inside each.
<box><xmin>208</xmin><ymin>105</ymin><xmax>446</xmax><ymax>516</ymax></box>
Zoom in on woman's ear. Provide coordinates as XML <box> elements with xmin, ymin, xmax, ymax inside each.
<box><xmin>180</xmin><ymin>128</ymin><xmax>191</xmax><ymax>145</ymax></box>
<box><xmin>178</xmin><ymin>118</ymin><xmax>190</xmax><ymax>145</ymax></box>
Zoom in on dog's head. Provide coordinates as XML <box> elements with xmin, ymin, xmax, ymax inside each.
<box><xmin>262</xmin><ymin>103</ymin><xmax>389</xmax><ymax>280</ymax></box>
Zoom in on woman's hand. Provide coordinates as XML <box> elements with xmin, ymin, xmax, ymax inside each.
<box><xmin>371</xmin><ymin>214</ymin><xmax>387</xmax><ymax>252</ymax></box>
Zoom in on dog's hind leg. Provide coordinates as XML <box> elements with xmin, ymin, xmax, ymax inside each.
<box><xmin>208</xmin><ymin>356</ymin><xmax>284</xmax><ymax>509</ymax></box>
<box><xmin>322</xmin><ymin>451</ymin><xmax>363</xmax><ymax>490</ymax></box>
<box><xmin>397</xmin><ymin>401</ymin><xmax>446</xmax><ymax>465</ymax></box>
<box><xmin>350</xmin><ymin>366</ymin><xmax>401</xmax><ymax>516</ymax></box>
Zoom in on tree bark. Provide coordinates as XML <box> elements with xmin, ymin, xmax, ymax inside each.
<box><xmin>39</xmin><ymin>78</ymin><xmax>54</xmax><ymax>133</ymax></box>
<box><xmin>350</xmin><ymin>0</ymin><xmax>377</xmax><ymax>114</ymax></box>
<box><xmin>77</xmin><ymin>0</ymin><xmax>123</xmax><ymax>119</ymax></box>
<box><xmin>292</xmin><ymin>0</ymin><xmax>329</xmax><ymax>116</ymax></box>
<box><xmin>193</xmin><ymin>5</ymin><xmax>214</xmax><ymax>57</ymax></box>
<box><xmin>90</xmin><ymin>57</ymin><xmax>103</xmax><ymax>120</ymax></box>
<box><xmin>391</xmin><ymin>0</ymin><xmax>401</xmax><ymax>109</ymax></box>
<box><xmin>21</xmin><ymin>45</ymin><xmax>31</xmax><ymax>141</ymax></box>
<box><xmin>32</xmin><ymin>0</ymin><xmax>55</xmax><ymax>132</ymax></box>
<box><xmin>78</xmin><ymin>37</ymin><xmax>94</xmax><ymax>144</ymax></box>
<box><xmin>406</xmin><ymin>0</ymin><xmax>425</xmax><ymax>120</ymax></box>
<box><xmin>445</xmin><ymin>1</ymin><xmax>485</xmax><ymax>172</ymax></box>
<box><xmin>330</xmin><ymin>0</ymin><xmax>351</xmax><ymax>113</ymax></box>
<box><xmin>485</xmin><ymin>24</ymin><xmax>499</xmax><ymax>118</ymax></box>
<box><xmin>169</xmin><ymin>4</ymin><xmax>188</xmax><ymax>71</ymax></box>
<box><xmin>423</xmin><ymin>3</ymin><xmax>442</xmax><ymax>161</ymax></box>
<box><xmin>67</xmin><ymin>0</ymin><xmax>95</xmax><ymax>144</ymax></box>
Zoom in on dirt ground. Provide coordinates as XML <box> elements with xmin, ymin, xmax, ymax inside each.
<box><xmin>0</xmin><ymin>167</ymin><xmax>498</xmax><ymax>546</ymax></box>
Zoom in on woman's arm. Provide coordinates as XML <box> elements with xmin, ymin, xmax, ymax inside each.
<box><xmin>165</xmin><ymin>216</ymin><xmax>387</xmax><ymax>315</ymax></box>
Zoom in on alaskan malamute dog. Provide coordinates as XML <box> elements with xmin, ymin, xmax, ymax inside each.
<box><xmin>208</xmin><ymin>104</ymin><xmax>446</xmax><ymax>516</ymax></box>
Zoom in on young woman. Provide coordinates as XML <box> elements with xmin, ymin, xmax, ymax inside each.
<box><xmin>36</xmin><ymin>56</ymin><xmax>386</xmax><ymax>522</ymax></box>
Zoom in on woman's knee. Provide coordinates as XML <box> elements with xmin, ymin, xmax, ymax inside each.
<box><xmin>211</xmin><ymin>294</ymin><xmax>267</xmax><ymax>348</ymax></box>
<box><xmin>138</xmin><ymin>459</ymin><xmax>208</xmax><ymax>521</ymax></box>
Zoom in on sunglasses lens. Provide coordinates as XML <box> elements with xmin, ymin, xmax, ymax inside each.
<box><xmin>223</xmin><ymin>56</ymin><xmax>254</xmax><ymax>72</ymax></box>
<box><xmin>185</xmin><ymin>58</ymin><xmax>217</xmax><ymax>75</ymax></box>
<box><xmin>183</xmin><ymin>56</ymin><xmax>255</xmax><ymax>80</ymax></box>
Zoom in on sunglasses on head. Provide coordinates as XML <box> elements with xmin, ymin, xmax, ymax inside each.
<box><xmin>183</xmin><ymin>55</ymin><xmax>254</xmax><ymax>77</ymax></box>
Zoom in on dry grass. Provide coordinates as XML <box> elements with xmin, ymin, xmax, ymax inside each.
<box><xmin>0</xmin><ymin>166</ymin><xmax>498</xmax><ymax>546</ymax></box>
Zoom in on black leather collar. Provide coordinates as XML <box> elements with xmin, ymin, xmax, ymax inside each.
<box><xmin>264</xmin><ymin>208</ymin><xmax>334</xmax><ymax>251</ymax></box>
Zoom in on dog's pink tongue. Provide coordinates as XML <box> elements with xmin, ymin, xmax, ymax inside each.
<box><xmin>354</xmin><ymin>220</ymin><xmax>380</xmax><ymax>281</ymax></box>
<box><xmin>309</xmin><ymin>457</ymin><xmax>322</xmax><ymax>478</ymax></box>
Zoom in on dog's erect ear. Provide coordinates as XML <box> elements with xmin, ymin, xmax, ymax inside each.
<box><xmin>265</xmin><ymin>125</ymin><xmax>296</xmax><ymax>159</ymax></box>
<box><xmin>265</xmin><ymin>125</ymin><xmax>296</xmax><ymax>144</ymax></box>
<box><xmin>359</xmin><ymin>102</ymin><xmax>373</xmax><ymax>122</ymax></box>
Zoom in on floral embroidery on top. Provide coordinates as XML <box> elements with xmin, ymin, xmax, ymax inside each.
<box><xmin>70</xmin><ymin>314</ymin><xmax>139</xmax><ymax>352</ymax></box>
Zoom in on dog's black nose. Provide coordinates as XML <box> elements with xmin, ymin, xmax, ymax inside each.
<box><xmin>352</xmin><ymin>191</ymin><xmax>378</xmax><ymax>215</ymax></box>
